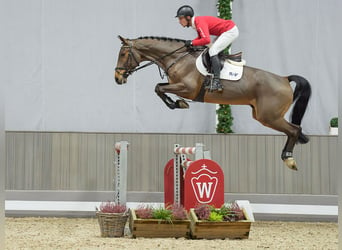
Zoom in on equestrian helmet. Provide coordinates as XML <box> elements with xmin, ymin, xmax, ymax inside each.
<box><xmin>175</xmin><ymin>5</ymin><xmax>194</xmax><ymax>17</ymax></box>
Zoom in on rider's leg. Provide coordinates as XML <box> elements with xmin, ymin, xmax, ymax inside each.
<box><xmin>210</xmin><ymin>55</ymin><xmax>223</xmax><ymax>92</ymax></box>
<box><xmin>209</xmin><ymin>26</ymin><xmax>239</xmax><ymax>92</ymax></box>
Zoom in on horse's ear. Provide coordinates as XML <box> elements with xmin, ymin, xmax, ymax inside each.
<box><xmin>118</xmin><ymin>35</ymin><xmax>128</xmax><ymax>45</ymax></box>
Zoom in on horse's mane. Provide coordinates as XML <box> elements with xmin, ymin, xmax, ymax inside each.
<box><xmin>136</xmin><ymin>36</ymin><xmax>186</xmax><ymax>43</ymax></box>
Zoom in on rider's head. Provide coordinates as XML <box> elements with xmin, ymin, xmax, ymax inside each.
<box><xmin>175</xmin><ymin>5</ymin><xmax>194</xmax><ymax>28</ymax></box>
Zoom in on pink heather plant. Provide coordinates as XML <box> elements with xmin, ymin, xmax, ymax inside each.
<box><xmin>170</xmin><ymin>204</ymin><xmax>188</xmax><ymax>220</ymax></box>
<box><xmin>99</xmin><ymin>201</ymin><xmax>127</xmax><ymax>213</ymax></box>
<box><xmin>135</xmin><ymin>204</ymin><xmax>153</xmax><ymax>219</ymax></box>
<box><xmin>194</xmin><ymin>204</ymin><xmax>210</xmax><ymax>220</ymax></box>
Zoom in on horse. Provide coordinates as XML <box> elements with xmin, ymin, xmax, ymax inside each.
<box><xmin>114</xmin><ymin>36</ymin><xmax>311</xmax><ymax>171</ymax></box>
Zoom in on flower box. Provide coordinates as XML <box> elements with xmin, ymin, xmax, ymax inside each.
<box><xmin>129</xmin><ymin>209</ymin><xmax>191</xmax><ymax>238</ymax></box>
<box><xmin>189</xmin><ymin>208</ymin><xmax>251</xmax><ymax>239</ymax></box>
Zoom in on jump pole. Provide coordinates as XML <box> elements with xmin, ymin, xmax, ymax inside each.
<box><xmin>113</xmin><ymin>141</ymin><xmax>129</xmax><ymax>205</ymax></box>
<box><xmin>173</xmin><ymin>143</ymin><xmax>209</xmax><ymax>205</ymax></box>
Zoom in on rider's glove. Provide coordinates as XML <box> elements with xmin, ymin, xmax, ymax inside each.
<box><xmin>185</xmin><ymin>40</ymin><xmax>192</xmax><ymax>47</ymax></box>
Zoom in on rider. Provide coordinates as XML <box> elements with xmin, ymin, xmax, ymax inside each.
<box><xmin>175</xmin><ymin>5</ymin><xmax>239</xmax><ymax>92</ymax></box>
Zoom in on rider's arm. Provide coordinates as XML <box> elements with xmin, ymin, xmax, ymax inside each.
<box><xmin>191</xmin><ymin>18</ymin><xmax>211</xmax><ymax>46</ymax></box>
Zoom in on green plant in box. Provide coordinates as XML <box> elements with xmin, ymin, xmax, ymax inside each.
<box><xmin>330</xmin><ymin>117</ymin><xmax>338</xmax><ymax>127</ymax></box>
<box><xmin>208</xmin><ymin>211</ymin><xmax>223</xmax><ymax>221</ymax></box>
<box><xmin>152</xmin><ymin>206</ymin><xmax>172</xmax><ymax>222</ymax></box>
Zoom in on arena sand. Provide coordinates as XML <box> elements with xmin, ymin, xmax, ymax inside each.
<box><xmin>5</xmin><ymin>217</ymin><xmax>338</xmax><ymax>249</ymax></box>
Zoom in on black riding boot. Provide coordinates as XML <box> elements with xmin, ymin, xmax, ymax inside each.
<box><xmin>210</xmin><ymin>55</ymin><xmax>223</xmax><ymax>92</ymax></box>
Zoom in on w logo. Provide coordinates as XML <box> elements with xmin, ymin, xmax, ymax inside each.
<box><xmin>196</xmin><ymin>182</ymin><xmax>213</xmax><ymax>199</ymax></box>
<box><xmin>191</xmin><ymin>174</ymin><xmax>218</xmax><ymax>203</ymax></box>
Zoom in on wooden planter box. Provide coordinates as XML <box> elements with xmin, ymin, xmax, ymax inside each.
<box><xmin>129</xmin><ymin>209</ymin><xmax>191</xmax><ymax>238</ymax></box>
<box><xmin>189</xmin><ymin>208</ymin><xmax>251</xmax><ymax>239</ymax></box>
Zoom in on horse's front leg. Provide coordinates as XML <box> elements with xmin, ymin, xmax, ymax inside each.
<box><xmin>155</xmin><ymin>83</ymin><xmax>189</xmax><ymax>109</ymax></box>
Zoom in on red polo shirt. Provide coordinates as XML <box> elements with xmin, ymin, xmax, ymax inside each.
<box><xmin>192</xmin><ymin>16</ymin><xmax>236</xmax><ymax>46</ymax></box>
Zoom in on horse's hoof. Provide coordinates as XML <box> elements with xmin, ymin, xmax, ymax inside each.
<box><xmin>284</xmin><ymin>158</ymin><xmax>298</xmax><ymax>171</ymax></box>
<box><xmin>175</xmin><ymin>99</ymin><xmax>189</xmax><ymax>109</ymax></box>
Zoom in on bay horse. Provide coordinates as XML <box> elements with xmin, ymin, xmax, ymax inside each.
<box><xmin>114</xmin><ymin>36</ymin><xmax>311</xmax><ymax>171</ymax></box>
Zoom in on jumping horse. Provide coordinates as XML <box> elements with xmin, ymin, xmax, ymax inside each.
<box><xmin>114</xmin><ymin>36</ymin><xmax>311</xmax><ymax>170</ymax></box>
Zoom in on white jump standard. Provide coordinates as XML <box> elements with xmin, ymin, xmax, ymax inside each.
<box><xmin>113</xmin><ymin>141</ymin><xmax>129</xmax><ymax>205</ymax></box>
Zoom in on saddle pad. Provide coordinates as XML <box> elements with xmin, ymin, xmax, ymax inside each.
<box><xmin>196</xmin><ymin>52</ymin><xmax>244</xmax><ymax>81</ymax></box>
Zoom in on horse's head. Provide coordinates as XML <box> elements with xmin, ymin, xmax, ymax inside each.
<box><xmin>115</xmin><ymin>36</ymin><xmax>141</xmax><ymax>84</ymax></box>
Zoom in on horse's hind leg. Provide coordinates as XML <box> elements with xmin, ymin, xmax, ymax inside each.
<box><xmin>297</xmin><ymin>132</ymin><xmax>309</xmax><ymax>144</ymax></box>
<box><xmin>280</xmin><ymin>124</ymin><xmax>301</xmax><ymax>170</ymax></box>
<box><xmin>155</xmin><ymin>83</ymin><xmax>189</xmax><ymax>109</ymax></box>
<box><xmin>257</xmin><ymin>115</ymin><xmax>301</xmax><ymax>170</ymax></box>
<box><xmin>271</xmin><ymin>119</ymin><xmax>300</xmax><ymax>170</ymax></box>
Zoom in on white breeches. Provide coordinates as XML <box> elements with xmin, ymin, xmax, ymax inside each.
<box><xmin>209</xmin><ymin>26</ymin><xmax>239</xmax><ymax>56</ymax></box>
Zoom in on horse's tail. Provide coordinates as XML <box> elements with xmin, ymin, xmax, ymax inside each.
<box><xmin>288</xmin><ymin>75</ymin><xmax>312</xmax><ymax>144</ymax></box>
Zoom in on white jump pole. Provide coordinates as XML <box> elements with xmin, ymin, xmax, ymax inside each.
<box><xmin>173</xmin><ymin>143</ymin><xmax>210</xmax><ymax>205</ymax></box>
<box><xmin>113</xmin><ymin>141</ymin><xmax>129</xmax><ymax>205</ymax></box>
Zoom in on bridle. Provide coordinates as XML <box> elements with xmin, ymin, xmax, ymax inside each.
<box><xmin>115</xmin><ymin>43</ymin><xmax>141</xmax><ymax>78</ymax></box>
<box><xmin>115</xmin><ymin>41</ymin><xmax>188</xmax><ymax>78</ymax></box>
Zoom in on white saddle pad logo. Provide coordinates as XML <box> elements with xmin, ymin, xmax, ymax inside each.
<box><xmin>195</xmin><ymin>53</ymin><xmax>245</xmax><ymax>81</ymax></box>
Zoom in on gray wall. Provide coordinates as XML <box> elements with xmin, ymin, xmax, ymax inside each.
<box><xmin>6</xmin><ymin>132</ymin><xmax>337</xmax><ymax>195</ymax></box>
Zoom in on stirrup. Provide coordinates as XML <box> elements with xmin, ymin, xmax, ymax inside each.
<box><xmin>209</xmin><ymin>77</ymin><xmax>223</xmax><ymax>92</ymax></box>
<box><xmin>212</xmin><ymin>82</ymin><xmax>223</xmax><ymax>92</ymax></box>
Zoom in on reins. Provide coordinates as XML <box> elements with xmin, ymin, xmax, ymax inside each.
<box><xmin>135</xmin><ymin>45</ymin><xmax>187</xmax><ymax>74</ymax></box>
<box><xmin>115</xmin><ymin>42</ymin><xmax>188</xmax><ymax>78</ymax></box>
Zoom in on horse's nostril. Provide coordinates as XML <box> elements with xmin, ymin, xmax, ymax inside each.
<box><xmin>115</xmin><ymin>77</ymin><xmax>122</xmax><ymax>84</ymax></box>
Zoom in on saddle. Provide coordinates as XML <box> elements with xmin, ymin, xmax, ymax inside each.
<box><xmin>201</xmin><ymin>48</ymin><xmax>243</xmax><ymax>74</ymax></box>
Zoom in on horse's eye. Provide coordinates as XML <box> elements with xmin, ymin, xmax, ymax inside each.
<box><xmin>120</xmin><ymin>53</ymin><xmax>126</xmax><ymax>57</ymax></box>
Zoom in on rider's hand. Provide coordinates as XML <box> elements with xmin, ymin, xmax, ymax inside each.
<box><xmin>185</xmin><ymin>40</ymin><xmax>192</xmax><ymax>47</ymax></box>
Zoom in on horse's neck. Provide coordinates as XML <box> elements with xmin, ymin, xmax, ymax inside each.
<box><xmin>136</xmin><ymin>41</ymin><xmax>185</xmax><ymax>69</ymax></box>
